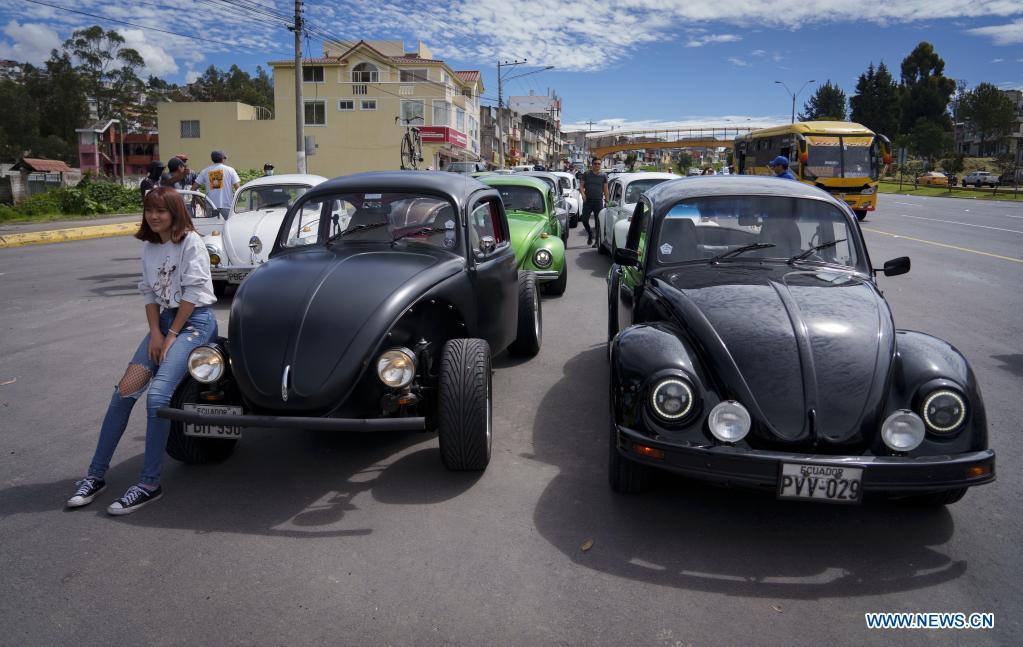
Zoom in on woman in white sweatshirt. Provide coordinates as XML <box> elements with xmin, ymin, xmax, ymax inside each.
<box><xmin>67</xmin><ymin>187</ymin><xmax>218</xmax><ymax>515</ymax></box>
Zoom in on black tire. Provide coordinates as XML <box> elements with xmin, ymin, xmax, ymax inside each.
<box><xmin>854</xmin><ymin>210</ymin><xmax>867</xmax><ymax>222</ymax></box>
<box><xmin>165</xmin><ymin>377</ymin><xmax>238</xmax><ymax>464</ymax></box>
<box><xmin>546</xmin><ymin>261</ymin><xmax>568</xmax><ymax>296</ymax></box>
<box><xmin>608</xmin><ymin>418</ymin><xmax>651</xmax><ymax>493</ymax></box>
<box><xmin>508</xmin><ymin>272</ymin><xmax>542</xmax><ymax>357</ymax></box>
<box><xmin>597</xmin><ymin>224</ymin><xmax>609</xmax><ymax>255</ymax></box>
<box><xmin>569</xmin><ymin>214</ymin><xmax>578</xmax><ymax>229</ymax></box>
<box><xmin>607</xmin><ymin>267</ymin><xmax>620</xmax><ymax>363</ymax></box>
<box><xmin>898</xmin><ymin>488</ymin><xmax>968</xmax><ymax>508</ymax></box>
<box><xmin>437</xmin><ymin>338</ymin><xmax>492</xmax><ymax>471</ymax></box>
<box><xmin>213</xmin><ymin>280</ymin><xmax>228</xmax><ymax>298</ymax></box>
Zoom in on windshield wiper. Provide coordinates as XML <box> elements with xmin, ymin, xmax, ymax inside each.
<box><xmin>788</xmin><ymin>238</ymin><xmax>847</xmax><ymax>264</ymax></box>
<box><xmin>709</xmin><ymin>243</ymin><xmax>775</xmax><ymax>263</ymax></box>
<box><xmin>391</xmin><ymin>226</ymin><xmax>445</xmax><ymax>244</ymax></box>
<box><xmin>327</xmin><ymin>221</ymin><xmax>390</xmax><ymax>243</ymax></box>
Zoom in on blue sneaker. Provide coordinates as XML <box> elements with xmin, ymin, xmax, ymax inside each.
<box><xmin>107</xmin><ymin>485</ymin><xmax>163</xmax><ymax>516</ymax></box>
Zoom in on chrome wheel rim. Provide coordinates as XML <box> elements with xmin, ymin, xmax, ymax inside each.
<box><xmin>533</xmin><ymin>289</ymin><xmax>541</xmax><ymax>342</ymax></box>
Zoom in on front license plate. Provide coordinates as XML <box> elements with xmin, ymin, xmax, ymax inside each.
<box><xmin>182</xmin><ymin>404</ymin><xmax>243</xmax><ymax>438</ymax></box>
<box><xmin>777</xmin><ymin>463</ymin><xmax>862</xmax><ymax>504</ymax></box>
<box><xmin>226</xmin><ymin>269</ymin><xmax>249</xmax><ymax>284</ymax></box>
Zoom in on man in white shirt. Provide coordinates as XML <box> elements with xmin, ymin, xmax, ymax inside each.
<box><xmin>192</xmin><ymin>150</ymin><xmax>241</xmax><ymax>218</ymax></box>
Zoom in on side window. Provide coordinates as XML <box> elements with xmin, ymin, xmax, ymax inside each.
<box><xmin>469</xmin><ymin>200</ymin><xmax>504</xmax><ymax>252</ymax></box>
<box><xmin>612</xmin><ymin>183</ymin><xmax>622</xmax><ymax>203</ymax></box>
<box><xmin>283</xmin><ymin>199</ymin><xmax>327</xmax><ymax>247</ymax></box>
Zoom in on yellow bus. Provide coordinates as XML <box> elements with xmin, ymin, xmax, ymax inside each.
<box><xmin>734</xmin><ymin>121</ymin><xmax>892</xmax><ymax>221</ymax></box>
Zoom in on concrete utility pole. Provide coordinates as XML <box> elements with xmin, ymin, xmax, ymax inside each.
<box><xmin>292</xmin><ymin>0</ymin><xmax>306</xmax><ymax>173</ymax></box>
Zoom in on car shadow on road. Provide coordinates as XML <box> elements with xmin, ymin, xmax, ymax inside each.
<box><xmin>572</xmin><ymin>246</ymin><xmax>611</xmax><ymax>280</ymax></box>
<box><xmin>77</xmin><ymin>272</ymin><xmax>142</xmax><ymax>298</ymax></box>
<box><xmin>1</xmin><ymin>430</ymin><xmax>481</xmax><ymax>538</ymax></box>
<box><xmin>530</xmin><ymin>346</ymin><xmax>966</xmax><ymax>600</ymax></box>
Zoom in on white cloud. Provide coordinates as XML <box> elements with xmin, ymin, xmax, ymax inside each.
<box><xmin>992</xmin><ymin>58</ymin><xmax>1004</xmax><ymax>62</ymax></box>
<box><xmin>0</xmin><ymin>20</ymin><xmax>61</xmax><ymax>64</ymax></box>
<box><xmin>563</xmin><ymin>114</ymin><xmax>788</xmax><ymax>132</ymax></box>
<box><xmin>968</xmin><ymin>19</ymin><xmax>1023</xmax><ymax>45</ymax></box>
<box><xmin>118</xmin><ymin>29</ymin><xmax>178</xmax><ymax>77</ymax></box>
<box><xmin>185</xmin><ymin>69</ymin><xmax>200</xmax><ymax>84</ymax></box>
<box><xmin>727</xmin><ymin>57</ymin><xmax>749</xmax><ymax>67</ymax></box>
<box><xmin>750</xmin><ymin>49</ymin><xmax>766</xmax><ymax>57</ymax></box>
<box><xmin>685</xmin><ymin>34</ymin><xmax>742</xmax><ymax>48</ymax></box>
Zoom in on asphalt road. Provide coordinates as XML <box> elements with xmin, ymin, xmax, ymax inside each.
<box><xmin>0</xmin><ymin>192</ymin><xmax>1020</xmax><ymax>645</ymax></box>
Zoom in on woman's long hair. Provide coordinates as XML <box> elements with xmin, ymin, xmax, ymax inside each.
<box><xmin>135</xmin><ymin>187</ymin><xmax>195</xmax><ymax>244</ymax></box>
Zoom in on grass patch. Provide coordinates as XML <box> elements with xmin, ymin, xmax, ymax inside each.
<box><xmin>878</xmin><ymin>181</ymin><xmax>1023</xmax><ymax>202</ymax></box>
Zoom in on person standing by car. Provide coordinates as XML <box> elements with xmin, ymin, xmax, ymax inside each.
<box><xmin>192</xmin><ymin>150</ymin><xmax>241</xmax><ymax>218</ymax></box>
<box><xmin>768</xmin><ymin>156</ymin><xmax>797</xmax><ymax>180</ymax></box>
<box><xmin>579</xmin><ymin>158</ymin><xmax>609</xmax><ymax>247</ymax></box>
<box><xmin>139</xmin><ymin>161</ymin><xmax>165</xmax><ymax>199</ymax></box>
<box><xmin>160</xmin><ymin>157</ymin><xmax>190</xmax><ymax>189</ymax></box>
<box><xmin>65</xmin><ymin>187</ymin><xmax>218</xmax><ymax>515</ymax></box>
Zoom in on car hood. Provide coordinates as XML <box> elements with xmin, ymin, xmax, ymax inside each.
<box><xmin>229</xmin><ymin>246</ymin><xmax>464</xmax><ymax>411</ymax></box>
<box><xmin>657</xmin><ymin>264</ymin><xmax>894</xmax><ymax>445</ymax></box>
<box><xmin>223</xmin><ymin>209</ymin><xmax>289</xmax><ymax>266</ymax></box>
<box><xmin>506</xmin><ymin>211</ymin><xmax>548</xmax><ymax>265</ymax></box>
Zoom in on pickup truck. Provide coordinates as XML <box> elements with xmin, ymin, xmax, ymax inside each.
<box><xmin>962</xmin><ymin>171</ymin><xmax>1000</xmax><ymax>188</ymax></box>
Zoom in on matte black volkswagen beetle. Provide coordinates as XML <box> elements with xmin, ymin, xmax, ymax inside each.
<box><xmin>607</xmin><ymin>176</ymin><xmax>995</xmax><ymax>505</ymax></box>
<box><xmin>158</xmin><ymin>172</ymin><xmax>543</xmax><ymax>472</ymax></box>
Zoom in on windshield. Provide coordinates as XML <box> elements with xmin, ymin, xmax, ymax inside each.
<box><xmin>624</xmin><ymin>178</ymin><xmax>670</xmax><ymax>204</ymax></box>
<box><xmin>446</xmin><ymin>162</ymin><xmax>477</xmax><ymax>173</ymax></box>
<box><xmin>803</xmin><ymin>135</ymin><xmax>876</xmax><ymax>180</ymax></box>
<box><xmin>234</xmin><ymin>184</ymin><xmax>310</xmax><ymax>213</ymax></box>
<box><xmin>495</xmin><ymin>185</ymin><xmax>546</xmax><ymax>214</ymax></box>
<box><xmin>281</xmin><ymin>192</ymin><xmax>459</xmax><ymax>251</ymax></box>
<box><xmin>655</xmin><ymin>196</ymin><xmax>861</xmax><ymax>269</ymax></box>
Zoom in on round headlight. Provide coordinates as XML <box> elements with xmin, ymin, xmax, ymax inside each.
<box><xmin>187</xmin><ymin>345</ymin><xmax>225</xmax><ymax>384</ymax></box>
<box><xmin>649</xmin><ymin>378</ymin><xmax>694</xmax><ymax>421</ymax></box>
<box><xmin>921</xmin><ymin>390</ymin><xmax>966</xmax><ymax>433</ymax></box>
<box><xmin>376</xmin><ymin>347</ymin><xmax>416</xmax><ymax>388</ymax></box>
<box><xmin>533</xmin><ymin>248</ymin><xmax>553</xmax><ymax>268</ymax></box>
<box><xmin>708</xmin><ymin>400</ymin><xmax>751</xmax><ymax>443</ymax></box>
<box><xmin>861</xmin><ymin>187</ymin><xmax>875</xmax><ymax>195</ymax></box>
<box><xmin>881</xmin><ymin>410</ymin><xmax>925</xmax><ymax>452</ymax></box>
<box><xmin>248</xmin><ymin>235</ymin><xmax>263</xmax><ymax>255</ymax></box>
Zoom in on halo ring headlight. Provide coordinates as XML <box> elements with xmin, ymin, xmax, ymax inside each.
<box><xmin>649</xmin><ymin>378</ymin><xmax>694</xmax><ymax>421</ymax></box>
<box><xmin>533</xmin><ymin>248</ymin><xmax>553</xmax><ymax>268</ymax></box>
<box><xmin>376</xmin><ymin>347</ymin><xmax>416</xmax><ymax>388</ymax></box>
<box><xmin>708</xmin><ymin>401</ymin><xmax>751</xmax><ymax>443</ymax></box>
<box><xmin>881</xmin><ymin>410</ymin><xmax>926</xmax><ymax>452</ymax></box>
<box><xmin>921</xmin><ymin>390</ymin><xmax>966</xmax><ymax>433</ymax></box>
<box><xmin>187</xmin><ymin>345</ymin><xmax>225</xmax><ymax>384</ymax></box>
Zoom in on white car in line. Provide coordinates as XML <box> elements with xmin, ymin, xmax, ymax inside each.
<box><xmin>177</xmin><ymin>190</ymin><xmax>225</xmax><ymax>236</ymax></box>
<box><xmin>203</xmin><ymin>174</ymin><xmax>328</xmax><ymax>295</ymax></box>
<box><xmin>552</xmin><ymin>171</ymin><xmax>583</xmax><ymax>225</ymax></box>
<box><xmin>596</xmin><ymin>172</ymin><xmax>678</xmax><ymax>255</ymax></box>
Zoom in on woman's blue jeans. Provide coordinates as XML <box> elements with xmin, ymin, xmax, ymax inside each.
<box><xmin>88</xmin><ymin>307</ymin><xmax>218</xmax><ymax>486</ymax></box>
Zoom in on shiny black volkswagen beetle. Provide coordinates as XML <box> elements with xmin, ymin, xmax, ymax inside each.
<box><xmin>158</xmin><ymin>172</ymin><xmax>543</xmax><ymax>472</ymax></box>
<box><xmin>607</xmin><ymin>176</ymin><xmax>995</xmax><ymax>505</ymax></box>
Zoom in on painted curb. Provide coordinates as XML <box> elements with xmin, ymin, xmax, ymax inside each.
<box><xmin>0</xmin><ymin>222</ymin><xmax>139</xmax><ymax>249</ymax></box>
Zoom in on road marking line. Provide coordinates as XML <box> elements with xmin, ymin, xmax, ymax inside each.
<box><xmin>888</xmin><ymin>212</ymin><xmax>1023</xmax><ymax>234</ymax></box>
<box><xmin>893</xmin><ymin>201</ymin><xmax>922</xmax><ymax>207</ymax></box>
<box><xmin>862</xmin><ymin>227</ymin><xmax>1023</xmax><ymax>264</ymax></box>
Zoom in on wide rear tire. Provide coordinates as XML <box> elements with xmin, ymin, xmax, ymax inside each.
<box><xmin>165</xmin><ymin>377</ymin><xmax>238</xmax><ymax>464</ymax></box>
<box><xmin>437</xmin><ymin>338</ymin><xmax>492</xmax><ymax>471</ymax></box>
<box><xmin>608</xmin><ymin>418</ymin><xmax>650</xmax><ymax>493</ymax></box>
<box><xmin>508</xmin><ymin>272</ymin><xmax>542</xmax><ymax>357</ymax></box>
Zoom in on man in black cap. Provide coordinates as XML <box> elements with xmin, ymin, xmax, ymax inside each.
<box><xmin>161</xmin><ymin>157</ymin><xmax>192</xmax><ymax>189</ymax></box>
<box><xmin>140</xmin><ymin>160</ymin><xmax>165</xmax><ymax>199</ymax></box>
<box><xmin>192</xmin><ymin>150</ymin><xmax>241</xmax><ymax>218</ymax></box>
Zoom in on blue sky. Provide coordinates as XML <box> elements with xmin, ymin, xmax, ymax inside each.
<box><xmin>1</xmin><ymin>0</ymin><xmax>1021</xmax><ymax>131</ymax></box>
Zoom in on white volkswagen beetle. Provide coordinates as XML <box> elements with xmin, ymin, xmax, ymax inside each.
<box><xmin>596</xmin><ymin>172</ymin><xmax>677</xmax><ymax>255</ymax></box>
<box><xmin>552</xmin><ymin>171</ymin><xmax>582</xmax><ymax>224</ymax></box>
<box><xmin>204</xmin><ymin>174</ymin><xmax>328</xmax><ymax>295</ymax></box>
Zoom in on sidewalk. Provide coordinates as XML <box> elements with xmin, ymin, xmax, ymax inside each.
<box><xmin>0</xmin><ymin>213</ymin><xmax>141</xmax><ymax>248</ymax></box>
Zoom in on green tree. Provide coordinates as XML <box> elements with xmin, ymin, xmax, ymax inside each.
<box><xmin>960</xmin><ymin>82</ymin><xmax>1016</xmax><ymax>157</ymax></box>
<box><xmin>63</xmin><ymin>26</ymin><xmax>145</xmax><ymax>122</ymax></box>
<box><xmin>940</xmin><ymin>153</ymin><xmax>965</xmax><ymax>175</ymax></box>
<box><xmin>187</xmin><ymin>65</ymin><xmax>273</xmax><ymax>110</ymax></box>
<box><xmin>849</xmin><ymin>62</ymin><xmax>900</xmax><ymax>137</ymax></box>
<box><xmin>899</xmin><ymin>42</ymin><xmax>957</xmax><ymax>134</ymax></box>
<box><xmin>676</xmin><ymin>151</ymin><xmax>693</xmax><ymax>175</ymax></box>
<box><xmin>0</xmin><ymin>80</ymin><xmax>39</xmax><ymax>160</ymax></box>
<box><xmin>992</xmin><ymin>153</ymin><xmax>1018</xmax><ymax>185</ymax></box>
<box><xmin>23</xmin><ymin>52</ymin><xmax>89</xmax><ymax>162</ymax></box>
<box><xmin>799</xmin><ymin>80</ymin><xmax>847</xmax><ymax>121</ymax></box>
<box><xmin>908</xmin><ymin>118</ymin><xmax>951</xmax><ymax>167</ymax></box>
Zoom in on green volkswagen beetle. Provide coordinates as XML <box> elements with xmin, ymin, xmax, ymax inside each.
<box><xmin>480</xmin><ymin>175</ymin><xmax>568</xmax><ymax>296</ymax></box>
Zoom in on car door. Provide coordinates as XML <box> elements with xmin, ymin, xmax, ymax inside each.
<box><xmin>605</xmin><ymin>181</ymin><xmax>623</xmax><ymax>243</ymax></box>
<box><xmin>468</xmin><ymin>196</ymin><xmax>518</xmax><ymax>351</ymax></box>
<box><xmin>617</xmin><ymin>198</ymin><xmax>651</xmax><ymax>332</ymax></box>
<box><xmin>180</xmin><ymin>190</ymin><xmax>225</xmax><ymax>236</ymax></box>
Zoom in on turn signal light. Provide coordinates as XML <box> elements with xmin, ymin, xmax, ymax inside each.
<box><xmin>632</xmin><ymin>443</ymin><xmax>664</xmax><ymax>460</ymax></box>
<box><xmin>967</xmin><ymin>465</ymin><xmax>990</xmax><ymax>478</ymax></box>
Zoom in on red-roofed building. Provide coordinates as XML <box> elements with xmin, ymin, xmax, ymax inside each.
<box><xmin>3</xmin><ymin>157</ymin><xmax>81</xmax><ymax>204</ymax></box>
<box><xmin>76</xmin><ymin>119</ymin><xmax>160</xmax><ymax>178</ymax></box>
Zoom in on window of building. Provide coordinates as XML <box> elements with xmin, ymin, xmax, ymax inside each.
<box><xmin>305</xmin><ymin>101</ymin><xmax>326</xmax><ymax>125</ymax></box>
<box><xmin>400</xmin><ymin>68</ymin><xmax>428</xmax><ymax>83</ymax></box>
<box><xmin>400</xmin><ymin>99</ymin><xmax>425</xmax><ymax>125</ymax></box>
<box><xmin>361</xmin><ymin>99</ymin><xmax>377</xmax><ymax>111</ymax></box>
<box><xmin>433</xmin><ymin>100</ymin><xmax>451</xmax><ymax>127</ymax></box>
<box><xmin>351</xmin><ymin>62</ymin><xmax>378</xmax><ymax>83</ymax></box>
<box><xmin>338</xmin><ymin>100</ymin><xmax>354</xmax><ymax>111</ymax></box>
<box><xmin>455</xmin><ymin>108</ymin><xmax>465</xmax><ymax>132</ymax></box>
<box><xmin>180</xmin><ymin>120</ymin><xmax>200</xmax><ymax>138</ymax></box>
<box><xmin>303</xmin><ymin>66</ymin><xmax>324</xmax><ymax>83</ymax></box>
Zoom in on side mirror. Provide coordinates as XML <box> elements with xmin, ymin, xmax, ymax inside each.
<box><xmin>613</xmin><ymin>247</ymin><xmax>639</xmax><ymax>267</ymax></box>
<box><xmin>479</xmin><ymin>235</ymin><xmax>497</xmax><ymax>254</ymax></box>
<box><xmin>877</xmin><ymin>256</ymin><xmax>910</xmax><ymax>277</ymax></box>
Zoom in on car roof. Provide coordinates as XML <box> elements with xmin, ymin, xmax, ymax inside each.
<box><xmin>239</xmin><ymin>173</ymin><xmax>328</xmax><ymax>189</ymax></box>
<box><xmin>479</xmin><ymin>175</ymin><xmax>551</xmax><ymax>192</ymax></box>
<box><xmin>643</xmin><ymin>176</ymin><xmax>850</xmax><ymax>214</ymax></box>
<box><xmin>304</xmin><ymin>171</ymin><xmax>493</xmax><ymax>203</ymax></box>
<box><xmin>615</xmin><ymin>172</ymin><xmax>679</xmax><ymax>185</ymax></box>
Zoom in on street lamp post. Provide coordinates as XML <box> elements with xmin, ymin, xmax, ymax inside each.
<box><xmin>774</xmin><ymin>80</ymin><xmax>815</xmax><ymax>124</ymax></box>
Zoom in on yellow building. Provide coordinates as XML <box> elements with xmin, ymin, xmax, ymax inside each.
<box><xmin>157</xmin><ymin>40</ymin><xmax>484</xmax><ymax>176</ymax></box>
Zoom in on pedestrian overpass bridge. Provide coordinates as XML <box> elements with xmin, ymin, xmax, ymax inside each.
<box><xmin>586</xmin><ymin>127</ymin><xmax>755</xmax><ymax>159</ymax></box>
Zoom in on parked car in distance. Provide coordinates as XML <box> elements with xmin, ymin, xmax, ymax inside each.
<box><xmin>962</xmin><ymin>171</ymin><xmax>1000</xmax><ymax>188</ymax></box>
<box><xmin>916</xmin><ymin>171</ymin><xmax>949</xmax><ymax>187</ymax></box>
<box><xmin>480</xmin><ymin>174</ymin><xmax>568</xmax><ymax>296</ymax></box>
<box><xmin>158</xmin><ymin>172</ymin><xmax>544</xmax><ymax>473</ymax></box>
<box><xmin>445</xmin><ymin>161</ymin><xmax>488</xmax><ymax>173</ymax></box>
<box><xmin>607</xmin><ymin>176</ymin><xmax>994</xmax><ymax>506</ymax></box>
<box><xmin>202</xmin><ymin>174</ymin><xmax>327</xmax><ymax>296</ymax></box>
<box><xmin>596</xmin><ymin>172</ymin><xmax>677</xmax><ymax>256</ymax></box>
<box><xmin>552</xmin><ymin>170</ymin><xmax>583</xmax><ymax>226</ymax></box>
